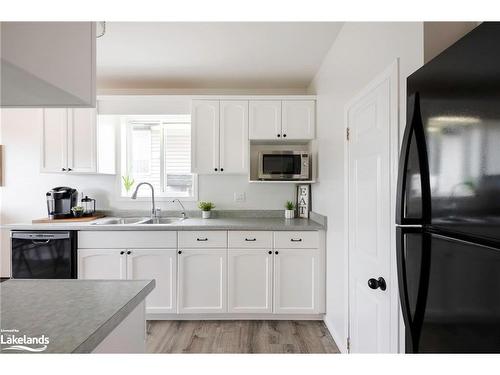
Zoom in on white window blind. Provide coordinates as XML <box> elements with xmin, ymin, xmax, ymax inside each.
<box><xmin>122</xmin><ymin>116</ymin><xmax>195</xmax><ymax>199</ymax></box>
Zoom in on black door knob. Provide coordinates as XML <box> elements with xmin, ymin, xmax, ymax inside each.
<box><xmin>277</xmin><ymin>134</ymin><xmax>281</xmax><ymax>138</ymax></box>
<box><xmin>368</xmin><ymin>277</ymin><xmax>386</xmax><ymax>291</ymax></box>
<box><xmin>126</xmin><ymin>251</ymin><xmax>131</xmax><ymax>255</ymax></box>
<box><xmin>214</xmin><ymin>168</ymin><xmax>218</xmax><ymax>171</ymax></box>
<box><xmin>178</xmin><ymin>251</ymin><xmax>182</xmax><ymax>254</ymax></box>
<box><xmin>268</xmin><ymin>251</ymin><xmax>272</xmax><ymax>254</ymax></box>
<box><xmin>120</xmin><ymin>251</ymin><xmax>125</xmax><ymax>255</ymax></box>
<box><xmin>275</xmin><ymin>251</ymin><xmax>279</xmax><ymax>255</ymax></box>
<box><xmin>283</xmin><ymin>134</ymin><xmax>287</xmax><ymax>138</ymax></box>
<box><xmin>220</xmin><ymin>168</ymin><xmax>224</xmax><ymax>172</ymax></box>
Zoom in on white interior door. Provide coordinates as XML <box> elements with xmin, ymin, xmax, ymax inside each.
<box><xmin>347</xmin><ymin>63</ymin><xmax>398</xmax><ymax>353</ymax></box>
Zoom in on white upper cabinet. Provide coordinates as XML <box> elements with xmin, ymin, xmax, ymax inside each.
<box><xmin>249</xmin><ymin>100</ymin><xmax>315</xmax><ymax>141</ymax></box>
<box><xmin>282</xmin><ymin>100</ymin><xmax>316</xmax><ymax>140</ymax></box>
<box><xmin>220</xmin><ymin>101</ymin><xmax>248</xmax><ymax>174</ymax></box>
<box><xmin>249</xmin><ymin>100</ymin><xmax>282</xmax><ymax>140</ymax></box>
<box><xmin>41</xmin><ymin>109</ymin><xmax>67</xmax><ymax>172</ymax></box>
<box><xmin>1</xmin><ymin>22</ymin><xmax>96</xmax><ymax>108</ymax></box>
<box><xmin>40</xmin><ymin>108</ymin><xmax>115</xmax><ymax>174</ymax></box>
<box><xmin>191</xmin><ymin>100</ymin><xmax>248</xmax><ymax>175</ymax></box>
<box><xmin>191</xmin><ymin>100</ymin><xmax>220</xmax><ymax>174</ymax></box>
<box><xmin>68</xmin><ymin>108</ymin><xmax>96</xmax><ymax>173</ymax></box>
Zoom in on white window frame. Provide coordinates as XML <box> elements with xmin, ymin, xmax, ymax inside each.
<box><xmin>117</xmin><ymin>115</ymin><xmax>198</xmax><ymax>202</ymax></box>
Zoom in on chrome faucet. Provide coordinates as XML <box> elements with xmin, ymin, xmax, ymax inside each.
<box><xmin>131</xmin><ymin>182</ymin><xmax>158</xmax><ymax>218</ymax></box>
<box><xmin>172</xmin><ymin>199</ymin><xmax>187</xmax><ymax>219</ymax></box>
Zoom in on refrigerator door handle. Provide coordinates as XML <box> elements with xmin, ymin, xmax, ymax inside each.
<box><xmin>396</xmin><ymin>227</ymin><xmax>415</xmax><ymax>352</ymax></box>
<box><xmin>396</xmin><ymin>92</ymin><xmax>431</xmax><ymax>225</ymax></box>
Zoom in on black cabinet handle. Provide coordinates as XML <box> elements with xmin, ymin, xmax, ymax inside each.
<box><xmin>68</xmin><ymin>168</ymin><xmax>72</xmax><ymax>171</ymax></box>
<box><xmin>283</xmin><ymin>134</ymin><xmax>287</xmax><ymax>138</ymax></box>
<box><xmin>197</xmin><ymin>238</ymin><xmax>208</xmax><ymax>241</ymax></box>
<box><xmin>214</xmin><ymin>168</ymin><xmax>218</xmax><ymax>171</ymax></box>
<box><xmin>245</xmin><ymin>238</ymin><xmax>257</xmax><ymax>242</ymax></box>
<box><xmin>120</xmin><ymin>251</ymin><xmax>125</xmax><ymax>255</ymax></box>
<box><xmin>220</xmin><ymin>168</ymin><xmax>224</xmax><ymax>172</ymax></box>
<box><xmin>268</xmin><ymin>251</ymin><xmax>272</xmax><ymax>254</ymax></box>
<box><xmin>126</xmin><ymin>251</ymin><xmax>131</xmax><ymax>255</ymax></box>
<box><xmin>275</xmin><ymin>251</ymin><xmax>279</xmax><ymax>255</ymax></box>
<box><xmin>277</xmin><ymin>134</ymin><xmax>281</xmax><ymax>138</ymax></box>
<box><xmin>62</xmin><ymin>168</ymin><xmax>66</xmax><ymax>171</ymax></box>
<box><xmin>368</xmin><ymin>277</ymin><xmax>387</xmax><ymax>291</ymax></box>
<box><xmin>290</xmin><ymin>238</ymin><xmax>302</xmax><ymax>242</ymax></box>
<box><xmin>178</xmin><ymin>251</ymin><xmax>182</xmax><ymax>254</ymax></box>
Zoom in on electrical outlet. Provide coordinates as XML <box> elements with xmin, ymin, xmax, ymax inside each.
<box><xmin>234</xmin><ymin>192</ymin><xmax>246</xmax><ymax>203</ymax></box>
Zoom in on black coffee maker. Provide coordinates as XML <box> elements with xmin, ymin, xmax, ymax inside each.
<box><xmin>46</xmin><ymin>187</ymin><xmax>78</xmax><ymax>219</ymax></box>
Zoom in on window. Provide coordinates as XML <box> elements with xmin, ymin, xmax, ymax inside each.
<box><xmin>120</xmin><ymin>115</ymin><xmax>196</xmax><ymax>199</ymax></box>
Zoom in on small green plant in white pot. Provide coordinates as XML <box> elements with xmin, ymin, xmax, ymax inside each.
<box><xmin>198</xmin><ymin>201</ymin><xmax>215</xmax><ymax>219</ymax></box>
<box><xmin>285</xmin><ymin>201</ymin><xmax>295</xmax><ymax>219</ymax></box>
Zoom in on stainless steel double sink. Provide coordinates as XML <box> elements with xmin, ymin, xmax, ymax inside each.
<box><xmin>91</xmin><ymin>217</ymin><xmax>185</xmax><ymax>225</ymax></box>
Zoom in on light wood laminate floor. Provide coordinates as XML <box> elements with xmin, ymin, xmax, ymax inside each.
<box><xmin>146</xmin><ymin>320</ymin><xmax>340</xmax><ymax>354</ymax></box>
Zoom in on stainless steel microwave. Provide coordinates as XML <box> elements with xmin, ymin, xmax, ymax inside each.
<box><xmin>258</xmin><ymin>151</ymin><xmax>310</xmax><ymax>180</ymax></box>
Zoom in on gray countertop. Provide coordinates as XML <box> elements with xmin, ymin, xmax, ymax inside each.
<box><xmin>0</xmin><ymin>279</ymin><xmax>154</xmax><ymax>353</ymax></box>
<box><xmin>4</xmin><ymin>216</ymin><xmax>325</xmax><ymax>231</ymax></box>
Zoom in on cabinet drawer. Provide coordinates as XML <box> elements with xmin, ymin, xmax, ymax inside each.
<box><xmin>78</xmin><ymin>231</ymin><xmax>177</xmax><ymax>249</ymax></box>
<box><xmin>178</xmin><ymin>231</ymin><xmax>227</xmax><ymax>248</ymax></box>
<box><xmin>274</xmin><ymin>231</ymin><xmax>319</xmax><ymax>249</ymax></box>
<box><xmin>228</xmin><ymin>231</ymin><xmax>273</xmax><ymax>248</ymax></box>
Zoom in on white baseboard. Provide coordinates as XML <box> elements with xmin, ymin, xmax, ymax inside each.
<box><xmin>323</xmin><ymin>317</ymin><xmax>347</xmax><ymax>353</ymax></box>
<box><xmin>147</xmin><ymin>313</ymin><xmax>325</xmax><ymax>321</ymax></box>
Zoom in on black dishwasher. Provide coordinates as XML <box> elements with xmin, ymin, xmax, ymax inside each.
<box><xmin>11</xmin><ymin>231</ymin><xmax>77</xmax><ymax>279</ymax></box>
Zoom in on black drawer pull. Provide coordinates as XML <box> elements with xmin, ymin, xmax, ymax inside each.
<box><xmin>290</xmin><ymin>239</ymin><xmax>302</xmax><ymax>242</ymax></box>
<box><xmin>275</xmin><ymin>251</ymin><xmax>279</xmax><ymax>255</ymax></box>
<box><xmin>245</xmin><ymin>238</ymin><xmax>257</xmax><ymax>242</ymax></box>
<box><xmin>178</xmin><ymin>251</ymin><xmax>182</xmax><ymax>254</ymax></box>
<box><xmin>120</xmin><ymin>251</ymin><xmax>125</xmax><ymax>255</ymax></box>
<box><xmin>127</xmin><ymin>250</ymin><xmax>131</xmax><ymax>255</ymax></box>
<box><xmin>268</xmin><ymin>251</ymin><xmax>272</xmax><ymax>254</ymax></box>
<box><xmin>197</xmin><ymin>238</ymin><xmax>208</xmax><ymax>241</ymax></box>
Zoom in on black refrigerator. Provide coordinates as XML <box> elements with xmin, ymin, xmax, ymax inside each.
<box><xmin>396</xmin><ymin>22</ymin><xmax>500</xmax><ymax>353</ymax></box>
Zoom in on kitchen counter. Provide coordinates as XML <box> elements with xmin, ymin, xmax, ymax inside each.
<box><xmin>3</xmin><ymin>216</ymin><xmax>325</xmax><ymax>231</ymax></box>
<box><xmin>0</xmin><ymin>279</ymin><xmax>154</xmax><ymax>353</ymax></box>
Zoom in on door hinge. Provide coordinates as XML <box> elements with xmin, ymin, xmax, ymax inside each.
<box><xmin>346</xmin><ymin>127</ymin><xmax>350</xmax><ymax>141</ymax></box>
<box><xmin>347</xmin><ymin>337</ymin><xmax>351</xmax><ymax>352</ymax></box>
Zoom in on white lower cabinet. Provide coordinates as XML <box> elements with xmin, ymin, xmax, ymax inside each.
<box><xmin>274</xmin><ymin>249</ymin><xmax>320</xmax><ymax>314</ymax></box>
<box><xmin>178</xmin><ymin>249</ymin><xmax>227</xmax><ymax>313</ymax></box>
<box><xmin>127</xmin><ymin>249</ymin><xmax>177</xmax><ymax>314</ymax></box>
<box><xmin>78</xmin><ymin>249</ymin><xmax>127</xmax><ymax>280</ymax></box>
<box><xmin>228</xmin><ymin>249</ymin><xmax>273</xmax><ymax>313</ymax></box>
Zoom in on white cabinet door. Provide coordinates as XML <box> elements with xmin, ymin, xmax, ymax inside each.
<box><xmin>78</xmin><ymin>249</ymin><xmax>126</xmax><ymax>280</ymax></box>
<box><xmin>249</xmin><ymin>100</ymin><xmax>282</xmax><ymax>140</ymax></box>
<box><xmin>228</xmin><ymin>249</ymin><xmax>273</xmax><ymax>313</ymax></box>
<box><xmin>219</xmin><ymin>100</ymin><xmax>248</xmax><ymax>174</ymax></box>
<box><xmin>191</xmin><ymin>100</ymin><xmax>220</xmax><ymax>174</ymax></box>
<box><xmin>281</xmin><ymin>100</ymin><xmax>315</xmax><ymax>140</ymax></box>
<box><xmin>178</xmin><ymin>249</ymin><xmax>227</xmax><ymax>313</ymax></box>
<box><xmin>127</xmin><ymin>249</ymin><xmax>177</xmax><ymax>315</ymax></box>
<box><xmin>68</xmin><ymin>108</ymin><xmax>97</xmax><ymax>173</ymax></box>
<box><xmin>41</xmin><ymin>108</ymin><xmax>68</xmax><ymax>173</ymax></box>
<box><xmin>274</xmin><ymin>249</ymin><xmax>320</xmax><ymax>314</ymax></box>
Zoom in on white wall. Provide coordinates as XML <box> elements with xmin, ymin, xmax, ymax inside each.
<box><xmin>307</xmin><ymin>22</ymin><xmax>424</xmax><ymax>352</ymax></box>
<box><xmin>0</xmin><ymin>108</ymin><xmax>295</xmax><ymax>277</ymax></box>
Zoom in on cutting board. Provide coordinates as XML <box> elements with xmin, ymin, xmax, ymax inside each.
<box><xmin>32</xmin><ymin>214</ymin><xmax>105</xmax><ymax>223</ymax></box>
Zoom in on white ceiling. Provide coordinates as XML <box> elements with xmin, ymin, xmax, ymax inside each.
<box><xmin>97</xmin><ymin>22</ymin><xmax>343</xmax><ymax>90</ymax></box>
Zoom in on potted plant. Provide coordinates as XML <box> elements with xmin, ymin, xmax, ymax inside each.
<box><xmin>198</xmin><ymin>201</ymin><xmax>215</xmax><ymax>219</ymax></box>
<box><xmin>71</xmin><ymin>206</ymin><xmax>85</xmax><ymax>218</ymax></box>
<box><xmin>122</xmin><ymin>175</ymin><xmax>135</xmax><ymax>193</ymax></box>
<box><xmin>285</xmin><ymin>201</ymin><xmax>295</xmax><ymax>219</ymax></box>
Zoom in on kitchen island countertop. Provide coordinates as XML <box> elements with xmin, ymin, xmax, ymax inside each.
<box><xmin>0</xmin><ymin>279</ymin><xmax>154</xmax><ymax>353</ymax></box>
